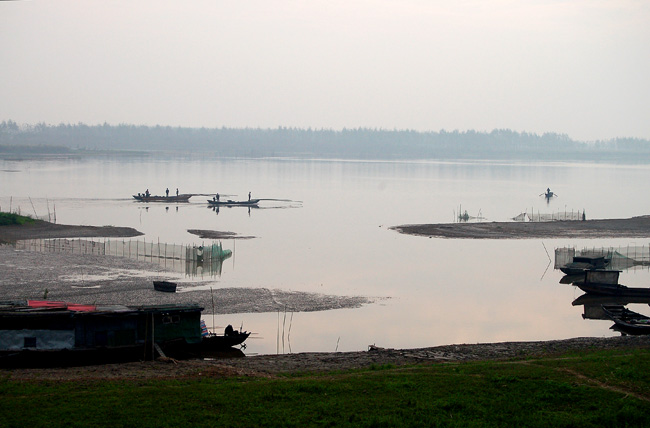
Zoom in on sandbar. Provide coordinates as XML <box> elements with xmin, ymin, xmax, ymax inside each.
<box><xmin>391</xmin><ymin>216</ymin><xmax>650</xmax><ymax>239</ymax></box>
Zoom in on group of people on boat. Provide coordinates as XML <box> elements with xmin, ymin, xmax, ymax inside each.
<box><xmin>165</xmin><ymin>188</ymin><xmax>179</xmax><ymax>197</ymax></box>
<box><xmin>137</xmin><ymin>188</ymin><xmax>180</xmax><ymax>198</ymax></box>
<box><xmin>211</xmin><ymin>192</ymin><xmax>252</xmax><ymax>202</ymax></box>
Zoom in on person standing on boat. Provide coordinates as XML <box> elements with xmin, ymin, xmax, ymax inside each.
<box><xmin>176</xmin><ymin>188</ymin><xmax>179</xmax><ymax>196</ymax></box>
<box><xmin>166</xmin><ymin>188</ymin><xmax>170</xmax><ymax>197</ymax></box>
<box><xmin>145</xmin><ymin>189</ymin><xmax>150</xmax><ymax>197</ymax></box>
<box><xmin>248</xmin><ymin>191</ymin><xmax>251</xmax><ymax>201</ymax></box>
<box><xmin>216</xmin><ymin>193</ymin><xmax>220</xmax><ymax>202</ymax></box>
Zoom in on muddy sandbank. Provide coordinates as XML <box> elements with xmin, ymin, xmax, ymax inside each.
<box><xmin>391</xmin><ymin>216</ymin><xmax>650</xmax><ymax>239</ymax></box>
<box><xmin>0</xmin><ymin>245</ymin><xmax>372</xmax><ymax>314</ymax></box>
<box><xmin>0</xmin><ymin>220</ymin><xmax>142</xmax><ymax>244</ymax></box>
<box><xmin>187</xmin><ymin>229</ymin><xmax>256</xmax><ymax>240</ymax></box>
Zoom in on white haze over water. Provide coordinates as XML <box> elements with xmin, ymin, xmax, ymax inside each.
<box><xmin>1</xmin><ymin>1</ymin><xmax>649</xmax><ymax>141</ymax></box>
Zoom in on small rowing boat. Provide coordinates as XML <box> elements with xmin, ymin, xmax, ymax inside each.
<box><xmin>153</xmin><ymin>281</ymin><xmax>177</xmax><ymax>293</ymax></box>
<box><xmin>207</xmin><ymin>199</ymin><xmax>260</xmax><ymax>206</ymax></box>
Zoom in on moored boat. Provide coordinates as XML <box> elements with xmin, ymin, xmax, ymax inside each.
<box><xmin>199</xmin><ymin>324</ymin><xmax>250</xmax><ymax>350</ymax></box>
<box><xmin>602</xmin><ymin>305</ymin><xmax>650</xmax><ymax>335</ymax></box>
<box><xmin>576</xmin><ymin>270</ymin><xmax>650</xmax><ymax>297</ymax></box>
<box><xmin>153</xmin><ymin>280</ymin><xmax>177</xmax><ymax>293</ymax></box>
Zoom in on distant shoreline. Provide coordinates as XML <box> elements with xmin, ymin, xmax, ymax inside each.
<box><xmin>391</xmin><ymin>216</ymin><xmax>650</xmax><ymax>239</ymax></box>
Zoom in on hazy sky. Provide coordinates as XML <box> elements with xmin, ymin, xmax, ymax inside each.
<box><xmin>1</xmin><ymin>1</ymin><xmax>649</xmax><ymax>141</ymax></box>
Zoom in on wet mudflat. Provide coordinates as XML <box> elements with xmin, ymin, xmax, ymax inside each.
<box><xmin>0</xmin><ymin>245</ymin><xmax>372</xmax><ymax>314</ymax></box>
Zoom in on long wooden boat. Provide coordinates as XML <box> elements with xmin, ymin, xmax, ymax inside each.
<box><xmin>572</xmin><ymin>292</ymin><xmax>650</xmax><ymax>307</ymax></box>
<box><xmin>602</xmin><ymin>305</ymin><xmax>650</xmax><ymax>335</ymax></box>
<box><xmin>153</xmin><ymin>280</ymin><xmax>177</xmax><ymax>293</ymax></box>
<box><xmin>573</xmin><ymin>270</ymin><xmax>650</xmax><ymax>296</ymax></box>
<box><xmin>207</xmin><ymin>198</ymin><xmax>260</xmax><ymax>206</ymax></box>
<box><xmin>133</xmin><ymin>194</ymin><xmax>192</xmax><ymax>202</ymax></box>
<box><xmin>577</xmin><ymin>281</ymin><xmax>650</xmax><ymax>297</ymax></box>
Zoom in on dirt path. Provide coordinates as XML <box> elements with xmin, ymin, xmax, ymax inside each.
<box><xmin>391</xmin><ymin>216</ymin><xmax>650</xmax><ymax>239</ymax></box>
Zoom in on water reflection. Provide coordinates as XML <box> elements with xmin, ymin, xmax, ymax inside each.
<box><xmin>564</xmin><ymin>268</ymin><xmax>650</xmax><ymax>336</ymax></box>
<box><xmin>16</xmin><ymin>238</ymin><xmax>233</xmax><ymax>279</ymax></box>
<box><xmin>555</xmin><ymin>245</ymin><xmax>650</xmax><ymax>273</ymax></box>
<box><xmin>6</xmin><ymin>158</ymin><xmax>650</xmax><ymax>353</ymax></box>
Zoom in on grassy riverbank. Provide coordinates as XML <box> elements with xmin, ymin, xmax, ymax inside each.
<box><xmin>0</xmin><ymin>212</ymin><xmax>34</xmax><ymax>226</ymax></box>
<box><xmin>2</xmin><ymin>347</ymin><xmax>649</xmax><ymax>427</ymax></box>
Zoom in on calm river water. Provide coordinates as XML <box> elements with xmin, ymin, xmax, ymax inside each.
<box><xmin>2</xmin><ymin>156</ymin><xmax>650</xmax><ymax>355</ymax></box>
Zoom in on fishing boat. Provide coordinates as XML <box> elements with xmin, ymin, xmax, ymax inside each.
<box><xmin>207</xmin><ymin>198</ymin><xmax>260</xmax><ymax>206</ymax></box>
<box><xmin>133</xmin><ymin>194</ymin><xmax>192</xmax><ymax>202</ymax></box>
<box><xmin>200</xmin><ymin>326</ymin><xmax>250</xmax><ymax>350</ymax></box>
<box><xmin>153</xmin><ymin>280</ymin><xmax>177</xmax><ymax>293</ymax></box>
<box><xmin>541</xmin><ymin>188</ymin><xmax>557</xmax><ymax>199</ymax></box>
<box><xmin>572</xmin><ymin>292</ymin><xmax>650</xmax><ymax>307</ymax></box>
<box><xmin>576</xmin><ymin>270</ymin><xmax>650</xmax><ymax>297</ymax></box>
<box><xmin>602</xmin><ymin>305</ymin><xmax>650</xmax><ymax>335</ymax></box>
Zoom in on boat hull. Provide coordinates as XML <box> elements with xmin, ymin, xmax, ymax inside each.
<box><xmin>153</xmin><ymin>281</ymin><xmax>177</xmax><ymax>293</ymax></box>
<box><xmin>133</xmin><ymin>195</ymin><xmax>192</xmax><ymax>202</ymax></box>
<box><xmin>207</xmin><ymin>199</ymin><xmax>260</xmax><ymax>206</ymax></box>
<box><xmin>577</xmin><ymin>283</ymin><xmax>650</xmax><ymax>297</ymax></box>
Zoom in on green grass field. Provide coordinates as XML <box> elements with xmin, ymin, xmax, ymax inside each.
<box><xmin>1</xmin><ymin>348</ymin><xmax>649</xmax><ymax>427</ymax></box>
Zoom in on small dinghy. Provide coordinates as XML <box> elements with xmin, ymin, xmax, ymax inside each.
<box><xmin>153</xmin><ymin>280</ymin><xmax>177</xmax><ymax>293</ymax></box>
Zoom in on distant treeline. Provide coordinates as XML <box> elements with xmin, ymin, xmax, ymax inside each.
<box><xmin>1</xmin><ymin>120</ymin><xmax>649</xmax><ymax>161</ymax></box>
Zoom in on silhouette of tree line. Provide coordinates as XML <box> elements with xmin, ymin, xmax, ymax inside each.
<box><xmin>1</xmin><ymin>120</ymin><xmax>649</xmax><ymax>161</ymax></box>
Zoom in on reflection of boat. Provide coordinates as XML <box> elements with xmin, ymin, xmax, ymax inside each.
<box><xmin>572</xmin><ymin>292</ymin><xmax>650</xmax><ymax>307</ymax></box>
<box><xmin>134</xmin><ymin>194</ymin><xmax>192</xmax><ymax>202</ymax></box>
<box><xmin>207</xmin><ymin>199</ymin><xmax>260</xmax><ymax>206</ymax></box>
<box><xmin>560</xmin><ymin>273</ymin><xmax>585</xmax><ymax>285</ymax></box>
<box><xmin>602</xmin><ymin>305</ymin><xmax>650</xmax><ymax>335</ymax></box>
<box><xmin>153</xmin><ymin>280</ymin><xmax>177</xmax><ymax>293</ymax></box>
<box><xmin>560</xmin><ymin>255</ymin><xmax>610</xmax><ymax>275</ymax></box>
